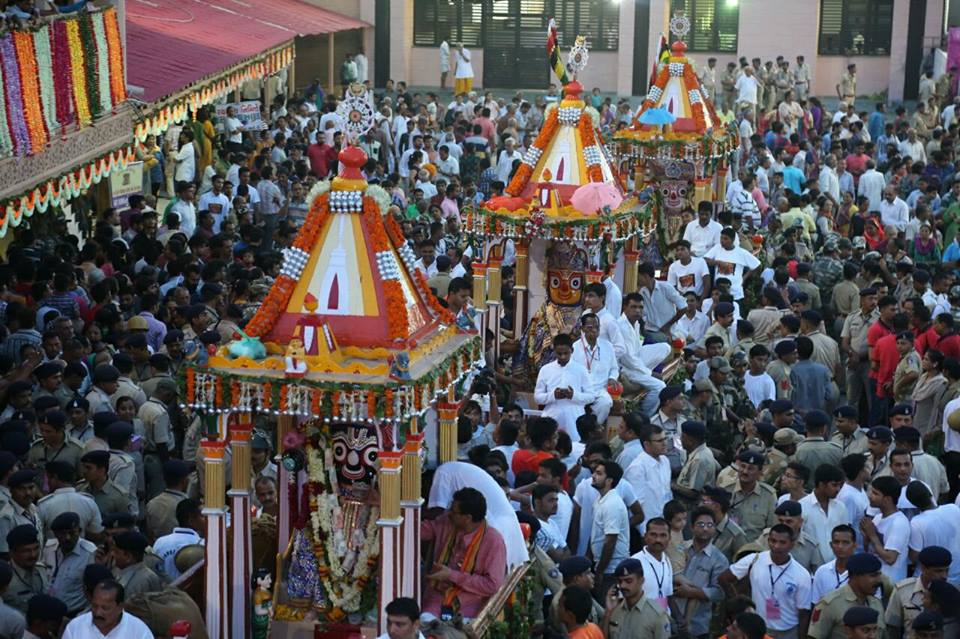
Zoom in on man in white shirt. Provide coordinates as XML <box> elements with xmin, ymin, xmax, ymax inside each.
<box><xmin>704</xmin><ymin>228</ymin><xmax>761</xmax><ymax>301</ymax></box>
<box><xmin>589</xmin><ymin>460</ymin><xmax>631</xmax><ymax>578</ymax></box>
<box><xmin>534</xmin><ymin>334</ymin><xmax>592</xmax><ymax>442</ymax></box>
<box><xmin>638</xmin><ymin>263</ymin><xmax>685</xmax><ymax>343</ymax></box>
<box><xmin>857</xmin><ymin>160</ymin><xmax>886</xmax><ymax>212</ymax></box>
<box><xmin>906</xmin><ymin>481</ymin><xmax>960</xmax><ymax>585</ymax></box>
<box><xmin>380</xmin><ymin>597</ymin><xmax>426</xmax><ymax>639</ymax></box>
<box><xmin>571</xmin><ymin>313</ymin><xmax>619</xmax><ymax>425</ymax></box>
<box><xmin>898</xmin><ymin>129</ymin><xmax>927</xmax><ymax>164</ymax></box>
<box><xmin>729</xmin><ymin>175</ymin><xmax>761</xmax><ymax>228</ymax></box>
<box><xmin>860</xmin><ymin>475</ymin><xmax>910</xmax><ymax>583</ymax></box>
<box><xmin>435</xmin><ymin>145</ymin><xmax>460</xmax><ymax>180</ymax></box>
<box><xmin>496</xmin><ymin>137</ymin><xmax>521</xmax><ymax>183</ymax></box>
<box><xmin>224</xmin><ymin>105</ymin><xmax>244</xmax><ymax>153</ymax></box>
<box><xmin>617</xmin><ymin>294</ymin><xmax>667</xmax><ymax>417</ymax></box>
<box><xmin>173</xmin><ymin>130</ymin><xmax>196</xmax><ymax>185</ymax></box>
<box><xmin>169</xmin><ymin>182</ymin><xmax>197</xmax><ymax>238</ymax></box>
<box><xmin>673</xmin><ymin>292</ymin><xmax>711</xmax><ymax>344</ymax></box>
<box><xmin>152</xmin><ymin>499</ymin><xmax>204</xmax><ymax>581</ymax></box>
<box><xmin>668</xmin><ymin>240</ymin><xmax>711</xmax><ymax>298</ymax></box>
<box><xmin>197</xmin><ymin>176</ymin><xmax>231</xmax><ymax>234</ymax></box>
<box><xmin>798</xmin><ymin>464</ymin><xmax>851</xmax><ymax>561</ymax></box>
<box><xmin>354</xmin><ymin>48</ymin><xmax>368</xmax><ymax>83</ymax></box>
<box><xmin>819</xmin><ymin>154</ymin><xmax>841</xmax><ymax>202</ymax></box>
<box><xmin>624</xmin><ymin>425</ymin><xmax>673</xmax><ymax>532</ymax></box>
<box><xmin>683</xmin><ymin>202</ymin><xmax>725</xmax><ymax>257</ymax></box>
<box><xmin>719</xmin><ymin>524</ymin><xmax>812</xmax><ymax>635</ymax></box>
<box><xmin>61</xmin><ymin>581</ymin><xmax>154</xmax><ymax>639</ymax></box>
<box><xmin>878</xmin><ymin>186</ymin><xmax>910</xmax><ymax>232</ymax></box>
<box><xmin>582</xmin><ymin>283</ymin><xmax>624</xmax><ymax>356</ymax></box>
<box><xmin>734</xmin><ymin>67</ymin><xmax>760</xmax><ymax>121</ymax></box>
<box><xmin>631</xmin><ymin>518</ymin><xmax>675</xmax><ymax>613</ymax></box>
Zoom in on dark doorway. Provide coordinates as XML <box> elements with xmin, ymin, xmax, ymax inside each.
<box><xmin>375</xmin><ymin>0</ymin><xmax>390</xmax><ymax>88</ymax></box>
<box><xmin>903</xmin><ymin>0</ymin><xmax>927</xmax><ymax>100</ymax></box>
<box><xmin>633</xmin><ymin>0</ymin><xmax>651</xmax><ymax>96</ymax></box>
<box><xmin>483</xmin><ymin>0</ymin><xmax>550</xmax><ymax>89</ymax></box>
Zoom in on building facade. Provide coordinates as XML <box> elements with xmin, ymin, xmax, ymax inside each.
<box><xmin>362</xmin><ymin>0</ymin><xmax>947</xmax><ymax>101</ymax></box>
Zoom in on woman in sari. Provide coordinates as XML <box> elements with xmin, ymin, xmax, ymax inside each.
<box><xmin>912</xmin><ymin>349</ymin><xmax>948</xmax><ymax>438</ymax></box>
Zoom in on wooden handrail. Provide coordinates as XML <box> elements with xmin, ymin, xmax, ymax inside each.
<box><xmin>464</xmin><ymin>562</ymin><xmax>531</xmax><ymax>639</ymax></box>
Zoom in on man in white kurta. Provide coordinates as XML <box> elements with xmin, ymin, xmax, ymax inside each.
<box><xmin>624</xmin><ymin>427</ymin><xmax>673</xmax><ymax>532</ymax></box>
<box><xmin>617</xmin><ymin>295</ymin><xmax>668</xmax><ymax>417</ymax></box>
<box><xmin>428</xmin><ymin>461</ymin><xmax>528</xmax><ymax>568</ymax></box>
<box><xmin>571</xmin><ymin>314</ymin><xmax>619</xmax><ymax>425</ymax></box>
<box><xmin>534</xmin><ymin>335</ymin><xmax>592</xmax><ymax>443</ymax></box>
<box><xmin>582</xmin><ymin>282</ymin><xmax>625</xmax><ymax>356</ymax></box>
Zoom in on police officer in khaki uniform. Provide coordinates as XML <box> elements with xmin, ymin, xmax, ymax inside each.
<box><xmin>794</xmin><ymin>410</ymin><xmax>844</xmax><ymax>491</ymax></box>
<box><xmin>701</xmin><ymin>486</ymin><xmax>747</xmax><ymax>562</ymax></box>
<box><xmin>26</xmin><ymin>410</ymin><xmax>83</xmax><ymax>474</ymax></box>
<box><xmin>1</xmin><ymin>525</ymin><xmax>48</xmax><ymax>614</ymax></box>
<box><xmin>113</xmin><ymin>530</ymin><xmax>163</xmax><ymax>598</ymax></box>
<box><xmin>911</xmin><ymin>611</ymin><xmax>946</xmax><ymax>639</ymax></box>
<box><xmin>809</xmin><ymin>553</ymin><xmax>885</xmax><ymax>639</ymax></box>
<box><xmin>77</xmin><ymin>450</ymin><xmax>133</xmax><ymax>517</ymax></box>
<box><xmin>601</xmin><ymin>558</ymin><xmax>671</xmax><ymax>639</ymax></box>
<box><xmin>756</xmin><ymin>500</ymin><xmax>824</xmax><ymax>574</ymax></box>
<box><xmin>674</xmin><ymin>421</ymin><xmax>719</xmax><ymax>506</ymax></box>
<box><xmin>837</xmin><ymin>64</ymin><xmax>857</xmax><ymax>107</ymax></box>
<box><xmin>841</xmin><ymin>288</ymin><xmax>878</xmax><ymax>418</ymax></box>
<box><xmin>865</xmin><ymin>427</ymin><xmax>893</xmax><ymax>480</ymax></box>
<box><xmin>145</xmin><ymin>460</ymin><xmax>191</xmax><ymax>542</ymax></box>
<box><xmin>885</xmin><ymin>546</ymin><xmax>952</xmax><ymax>639</ymax></box>
<box><xmin>549</xmin><ymin>555</ymin><xmax>604</xmax><ymax>634</ymax></box>
<box><xmin>728</xmin><ymin>451</ymin><xmax>777</xmax><ymax>540</ymax></box>
<box><xmin>0</xmin><ymin>471</ymin><xmax>43</xmax><ymax>555</ymax></box>
<box><xmin>764</xmin><ymin>428</ymin><xmax>803</xmax><ymax>486</ymax></box>
<box><xmin>720</xmin><ymin>63</ymin><xmax>739</xmax><ymax>113</ymax></box>
<box><xmin>105</xmin><ymin>422</ymin><xmax>138</xmax><ymax>516</ymax></box>
<box><xmin>832</xmin><ymin>406</ymin><xmax>869</xmax><ymax>456</ymax></box>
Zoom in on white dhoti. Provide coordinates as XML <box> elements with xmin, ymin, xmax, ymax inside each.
<box><xmin>641</xmin><ymin>343</ymin><xmax>671</xmax><ymax>370</ymax></box>
<box><xmin>590</xmin><ymin>390</ymin><xmax>614</xmax><ymax>425</ymax></box>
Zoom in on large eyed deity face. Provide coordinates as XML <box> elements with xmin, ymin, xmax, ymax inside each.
<box><xmin>548</xmin><ymin>269</ymin><xmax>584</xmax><ymax>306</ymax></box>
<box><xmin>660</xmin><ymin>180</ymin><xmax>690</xmax><ymax>211</ymax></box>
<box><xmin>331</xmin><ymin>425</ymin><xmax>380</xmax><ymax>497</ymax></box>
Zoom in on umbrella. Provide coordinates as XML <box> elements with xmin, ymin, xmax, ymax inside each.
<box><xmin>570</xmin><ymin>182</ymin><xmax>623</xmax><ymax>215</ymax></box>
<box><xmin>638</xmin><ymin>107</ymin><xmax>676</xmax><ymax>126</ymax></box>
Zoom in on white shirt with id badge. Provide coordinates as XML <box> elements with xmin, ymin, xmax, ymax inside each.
<box><xmin>634</xmin><ymin>547</ymin><xmax>673</xmax><ymax>612</ymax></box>
<box><xmin>728</xmin><ymin>550</ymin><xmax>812</xmax><ymax>631</ymax></box>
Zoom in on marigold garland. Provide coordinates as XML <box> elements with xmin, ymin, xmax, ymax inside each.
<box><xmin>103</xmin><ymin>9</ymin><xmax>126</xmax><ymax>104</ymax></box>
<box><xmin>366</xmin><ymin>391</ymin><xmax>376</xmax><ymax>417</ymax></box>
<box><xmin>311</xmin><ymin>389</ymin><xmax>322</xmax><ymax>415</ymax></box>
<box><xmin>506</xmin><ymin>108</ymin><xmax>559</xmax><ymax>195</ymax></box>
<box><xmin>280</xmin><ymin>385</ymin><xmax>288</xmax><ymax>412</ymax></box>
<box><xmin>363</xmin><ymin>196</ymin><xmax>389</xmax><ymax>251</ymax></box>
<box><xmin>246</xmin><ymin>193</ymin><xmax>330</xmax><ymax>337</ymax></box>
<box><xmin>331</xmin><ymin>391</ymin><xmax>340</xmax><ymax>418</ymax></box>
<box><xmin>262</xmin><ymin>382</ymin><xmax>272</xmax><ymax>409</ymax></box>
<box><xmin>186</xmin><ymin>368</ymin><xmax>195</xmax><ymax>400</ymax></box>
<box><xmin>215</xmin><ymin>377</ymin><xmax>223</xmax><ymax>405</ymax></box>
<box><xmin>64</xmin><ymin>19</ymin><xmax>90</xmax><ymax>126</ymax></box>
<box><xmin>413</xmin><ymin>268</ymin><xmax>456</xmax><ymax>324</ymax></box>
<box><xmin>384</xmin><ymin>389</ymin><xmax>394</xmax><ymax>417</ymax></box>
<box><xmin>383</xmin><ymin>280</ymin><xmax>408</xmax><ymax>340</ymax></box>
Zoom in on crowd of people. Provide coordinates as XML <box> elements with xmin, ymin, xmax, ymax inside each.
<box><xmin>1</xmin><ymin>41</ymin><xmax>960</xmax><ymax>639</ymax></box>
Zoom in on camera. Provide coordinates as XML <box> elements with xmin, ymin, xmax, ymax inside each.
<box><xmin>472</xmin><ymin>367</ymin><xmax>496</xmax><ymax>395</ymax></box>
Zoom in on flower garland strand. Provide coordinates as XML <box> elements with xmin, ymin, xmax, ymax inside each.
<box><xmin>33</xmin><ymin>27</ymin><xmax>58</xmax><ymax>139</ymax></box>
<box><xmin>0</xmin><ymin>55</ymin><xmax>13</xmax><ymax>157</ymax></box>
<box><xmin>13</xmin><ymin>31</ymin><xmax>49</xmax><ymax>150</ymax></box>
<box><xmin>90</xmin><ymin>11</ymin><xmax>111</xmax><ymax>116</ymax></box>
<box><xmin>78</xmin><ymin>14</ymin><xmax>100</xmax><ymax>119</ymax></box>
<box><xmin>103</xmin><ymin>9</ymin><xmax>126</xmax><ymax>104</ymax></box>
<box><xmin>51</xmin><ymin>21</ymin><xmax>73</xmax><ymax>130</ymax></box>
<box><xmin>64</xmin><ymin>19</ymin><xmax>91</xmax><ymax>126</ymax></box>
<box><xmin>0</xmin><ymin>35</ymin><xmax>31</xmax><ymax>156</ymax></box>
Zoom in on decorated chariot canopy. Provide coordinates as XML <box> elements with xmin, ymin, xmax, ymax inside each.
<box><xmin>183</xmin><ymin>87</ymin><xmax>481</xmax><ymax>422</ymax></box>
<box><xmin>614</xmin><ymin>13</ymin><xmax>738</xmax><ymax>164</ymax></box>
<box><xmin>468</xmin><ymin>37</ymin><xmax>651</xmax><ymax>244</ymax></box>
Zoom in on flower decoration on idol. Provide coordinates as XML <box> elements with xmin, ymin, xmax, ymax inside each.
<box><xmin>525</xmin><ymin>210</ymin><xmax>547</xmax><ymax>238</ymax></box>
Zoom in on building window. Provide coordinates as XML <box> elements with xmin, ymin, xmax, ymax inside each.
<box><xmin>413</xmin><ymin>0</ymin><xmax>482</xmax><ymax>48</ymax></box>
<box><xmin>818</xmin><ymin>0</ymin><xmax>894</xmax><ymax>56</ymax></box>
<box><xmin>413</xmin><ymin>0</ymin><xmax>619</xmax><ymax>51</ymax></box>
<box><xmin>554</xmin><ymin>0</ymin><xmax>620</xmax><ymax>51</ymax></box>
<box><xmin>673</xmin><ymin>0</ymin><xmax>739</xmax><ymax>53</ymax></box>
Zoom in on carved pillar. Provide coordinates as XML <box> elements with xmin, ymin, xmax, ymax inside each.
<box><xmin>201</xmin><ymin>439</ymin><xmax>229</xmax><ymax>639</ymax></box>
<box><xmin>436</xmin><ymin>402</ymin><xmax>458</xmax><ymax>464</ymax></box>
<box><xmin>513</xmin><ymin>242</ymin><xmax>529</xmax><ymax>338</ymax></box>
<box><xmin>486</xmin><ymin>257</ymin><xmax>502</xmax><ymax>362</ymax></box>
<box><xmin>276</xmin><ymin>414</ymin><xmax>294</xmax><ymax>554</ymax></box>
<box><xmin>376</xmin><ymin>450</ymin><xmax>404</xmax><ymax>634</ymax></box>
<box><xmin>400</xmin><ymin>424</ymin><xmax>424</xmax><ymax>602</ymax></box>
<box><xmin>623</xmin><ymin>248</ymin><xmax>639</xmax><ymax>295</ymax></box>
<box><xmin>228</xmin><ymin>421</ymin><xmax>253</xmax><ymax>639</ymax></box>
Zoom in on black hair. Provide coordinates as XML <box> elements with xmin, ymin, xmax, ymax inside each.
<box><xmin>452</xmin><ymin>487</ymin><xmax>487</xmax><ymax>522</ymax></box>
